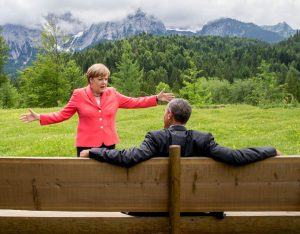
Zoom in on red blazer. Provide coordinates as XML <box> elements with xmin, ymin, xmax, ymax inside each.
<box><xmin>40</xmin><ymin>85</ymin><xmax>157</xmax><ymax>147</ymax></box>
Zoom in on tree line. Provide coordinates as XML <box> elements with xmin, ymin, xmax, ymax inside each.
<box><xmin>0</xmin><ymin>23</ymin><xmax>300</xmax><ymax>108</ymax></box>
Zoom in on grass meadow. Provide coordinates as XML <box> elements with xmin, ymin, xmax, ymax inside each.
<box><xmin>0</xmin><ymin>105</ymin><xmax>299</xmax><ymax>157</ymax></box>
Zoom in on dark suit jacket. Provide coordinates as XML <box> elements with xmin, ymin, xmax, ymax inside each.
<box><xmin>89</xmin><ymin>125</ymin><xmax>276</xmax><ymax>167</ymax></box>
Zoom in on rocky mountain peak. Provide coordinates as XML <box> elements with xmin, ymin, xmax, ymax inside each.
<box><xmin>127</xmin><ymin>8</ymin><xmax>146</xmax><ymax>19</ymax></box>
<box><xmin>63</xmin><ymin>9</ymin><xmax>166</xmax><ymax>51</ymax></box>
<box><xmin>199</xmin><ymin>18</ymin><xmax>284</xmax><ymax>43</ymax></box>
<box><xmin>2</xmin><ymin>24</ymin><xmax>40</xmax><ymax>72</ymax></box>
<box><xmin>1</xmin><ymin>10</ymin><xmax>298</xmax><ymax>75</ymax></box>
<box><xmin>261</xmin><ymin>21</ymin><xmax>295</xmax><ymax>38</ymax></box>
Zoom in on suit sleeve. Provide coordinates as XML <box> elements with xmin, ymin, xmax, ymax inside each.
<box><xmin>116</xmin><ymin>91</ymin><xmax>157</xmax><ymax>108</ymax></box>
<box><xmin>40</xmin><ymin>90</ymin><xmax>77</xmax><ymax>125</ymax></box>
<box><xmin>203</xmin><ymin>133</ymin><xmax>277</xmax><ymax>165</ymax></box>
<box><xmin>89</xmin><ymin>132</ymin><xmax>159</xmax><ymax>167</ymax></box>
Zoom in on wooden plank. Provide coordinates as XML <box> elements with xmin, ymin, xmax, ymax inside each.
<box><xmin>168</xmin><ymin>145</ymin><xmax>181</xmax><ymax>234</ymax></box>
<box><xmin>180</xmin><ymin>156</ymin><xmax>300</xmax><ymax>211</ymax></box>
<box><xmin>0</xmin><ymin>214</ymin><xmax>300</xmax><ymax>234</ymax></box>
<box><xmin>0</xmin><ymin>156</ymin><xmax>300</xmax><ymax>211</ymax></box>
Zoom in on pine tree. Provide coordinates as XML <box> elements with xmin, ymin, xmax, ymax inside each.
<box><xmin>0</xmin><ymin>27</ymin><xmax>9</xmax><ymax>86</ymax></box>
<box><xmin>249</xmin><ymin>61</ymin><xmax>287</xmax><ymax>106</ymax></box>
<box><xmin>179</xmin><ymin>60</ymin><xmax>211</xmax><ymax>106</ymax></box>
<box><xmin>286</xmin><ymin>65</ymin><xmax>300</xmax><ymax>102</ymax></box>
<box><xmin>0</xmin><ymin>81</ymin><xmax>19</xmax><ymax>108</ymax></box>
<box><xmin>112</xmin><ymin>40</ymin><xmax>143</xmax><ymax>97</ymax></box>
<box><xmin>0</xmin><ymin>28</ymin><xmax>19</xmax><ymax>108</ymax></box>
<box><xmin>19</xmin><ymin>19</ymin><xmax>83</xmax><ymax>107</ymax></box>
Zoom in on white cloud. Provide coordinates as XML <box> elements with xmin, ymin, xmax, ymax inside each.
<box><xmin>141</xmin><ymin>0</ymin><xmax>300</xmax><ymax>29</ymax></box>
<box><xmin>0</xmin><ymin>0</ymin><xmax>299</xmax><ymax>30</ymax></box>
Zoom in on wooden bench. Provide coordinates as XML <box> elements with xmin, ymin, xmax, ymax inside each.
<box><xmin>0</xmin><ymin>146</ymin><xmax>300</xmax><ymax>234</ymax></box>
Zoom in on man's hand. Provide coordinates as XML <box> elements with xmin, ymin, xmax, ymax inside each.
<box><xmin>80</xmin><ymin>150</ymin><xmax>90</xmax><ymax>158</ymax></box>
<box><xmin>275</xmin><ymin>149</ymin><xmax>282</xmax><ymax>156</ymax></box>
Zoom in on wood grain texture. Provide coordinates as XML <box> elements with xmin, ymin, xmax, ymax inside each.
<box><xmin>0</xmin><ymin>156</ymin><xmax>300</xmax><ymax>211</ymax></box>
<box><xmin>169</xmin><ymin>145</ymin><xmax>181</xmax><ymax>234</ymax></box>
<box><xmin>0</xmin><ymin>215</ymin><xmax>300</xmax><ymax>234</ymax></box>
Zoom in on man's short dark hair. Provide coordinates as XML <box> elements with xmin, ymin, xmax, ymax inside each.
<box><xmin>167</xmin><ymin>98</ymin><xmax>192</xmax><ymax>124</ymax></box>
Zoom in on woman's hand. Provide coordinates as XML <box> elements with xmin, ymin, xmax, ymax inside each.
<box><xmin>156</xmin><ymin>90</ymin><xmax>175</xmax><ymax>102</ymax></box>
<box><xmin>20</xmin><ymin>109</ymin><xmax>40</xmax><ymax>123</ymax></box>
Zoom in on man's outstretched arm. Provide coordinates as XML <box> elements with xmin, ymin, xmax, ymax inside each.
<box><xmin>204</xmin><ymin>133</ymin><xmax>280</xmax><ymax>165</ymax></box>
<box><xmin>80</xmin><ymin>132</ymin><xmax>159</xmax><ymax>167</ymax></box>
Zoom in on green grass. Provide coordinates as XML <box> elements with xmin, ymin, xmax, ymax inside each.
<box><xmin>0</xmin><ymin>105</ymin><xmax>299</xmax><ymax>157</ymax></box>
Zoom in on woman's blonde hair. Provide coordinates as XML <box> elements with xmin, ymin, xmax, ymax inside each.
<box><xmin>86</xmin><ymin>63</ymin><xmax>110</xmax><ymax>83</ymax></box>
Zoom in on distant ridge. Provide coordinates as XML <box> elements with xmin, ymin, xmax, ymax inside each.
<box><xmin>1</xmin><ymin>10</ymin><xmax>297</xmax><ymax>75</ymax></box>
<box><xmin>199</xmin><ymin>18</ymin><xmax>283</xmax><ymax>43</ymax></box>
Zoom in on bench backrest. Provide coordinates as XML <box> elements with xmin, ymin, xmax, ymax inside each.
<box><xmin>0</xmin><ymin>156</ymin><xmax>300</xmax><ymax>212</ymax></box>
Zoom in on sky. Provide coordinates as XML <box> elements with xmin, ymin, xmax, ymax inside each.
<box><xmin>0</xmin><ymin>0</ymin><xmax>299</xmax><ymax>31</ymax></box>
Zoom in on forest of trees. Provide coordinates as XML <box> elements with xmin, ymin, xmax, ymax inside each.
<box><xmin>1</xmin><ymin>24</ymin><xmax>300</xmax><ymax>108</ymax></box>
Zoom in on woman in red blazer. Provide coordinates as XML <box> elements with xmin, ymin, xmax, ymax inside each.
<box><xmin>20</xmin><ymin>63</ymin><xmax>174</xmax><ymax>156</ymax></box>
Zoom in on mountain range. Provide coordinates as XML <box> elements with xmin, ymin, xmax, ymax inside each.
<box><xmin>1</xmin><ymin>9</ymin><xmax>298</xmax><ymax>75</ymax></box>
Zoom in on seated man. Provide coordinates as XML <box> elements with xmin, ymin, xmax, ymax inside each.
<box><xmin>80</xmin><ymin>98</ymin><xmax>280</xmax><ymax>219</ymax></box>
<box><xmin>80</xmin><ymin>98</ymin><xmax>280</xmax><ymax>166</ymax></box>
